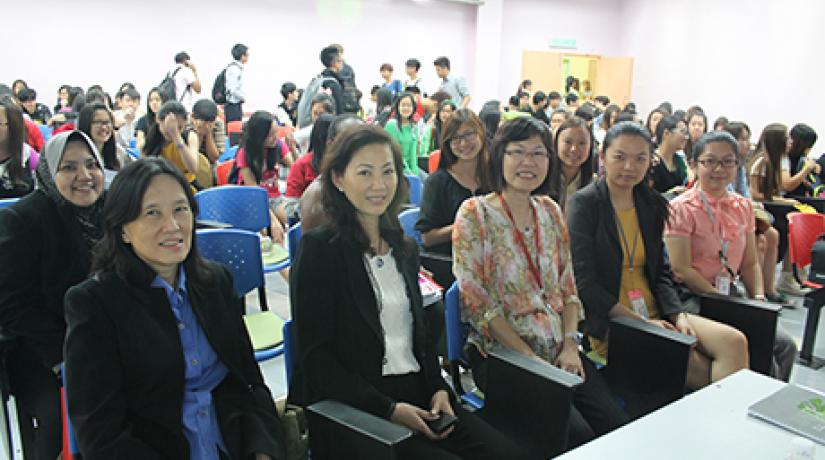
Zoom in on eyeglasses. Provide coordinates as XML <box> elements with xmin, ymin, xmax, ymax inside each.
<box><xmin>697</xmin><ymin>158</ymin><xmax>737</xmax><ymax>169</ymax></box>
<box><xmin>505</xmin><ymin>148</ymin><xmax>550</xmax><ymax>160</ymax></box>
<box><xmin>449</xmin><ymin>131</ymin><xmax>478</xmax><ymax>145</ymax></box>
<box><xmin>91</xmin><ymin>120</ymin><xmax>112</xmax><ymax>128</ymax></box>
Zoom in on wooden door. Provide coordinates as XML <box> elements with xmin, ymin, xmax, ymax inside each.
<box><xmin>521</xmin><ymin>51</ymin><xmax>564</xmax><ymax>94</ymax></box>
<box><xmin>595</xmin><ymin>57</ymin><xmax>634</xmax><ymax>107</ymax></box>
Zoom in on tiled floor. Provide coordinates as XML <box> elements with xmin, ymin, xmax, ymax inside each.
<box><xmin>255</xmin><ymin>272</ymin><xmax>825</xmax><ymax>400</ymax></box>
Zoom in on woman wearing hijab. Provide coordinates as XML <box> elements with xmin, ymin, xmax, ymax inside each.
<box><xmin>0</xmin><ymin>130</ymin><xmax>106</xmax><ymax>459</ymax></box>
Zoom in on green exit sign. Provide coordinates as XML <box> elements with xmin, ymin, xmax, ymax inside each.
<box><xmin>549</xmin><ymin>38</ymin><xmax>577</xmax><ymax>49</ymax></box>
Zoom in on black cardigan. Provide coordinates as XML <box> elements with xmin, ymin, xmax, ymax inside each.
<box><xmin>566</xmin><ymin>180</ymin><xmax>684</xmax><ymax>340</ymax></box>
<box><xmin>0</xmin><ymin>190</ymin><xmax>95</xmax><ymax>369</ymax></box>
<box><xmin>63</xmin><ymin>261</ymin><xmax>285</xmax><ymax>460</ymax></box>
<box><xmin>288</xmin><ymin>226</ymin><xmax>450</xmax><ymax>418</ymax></box>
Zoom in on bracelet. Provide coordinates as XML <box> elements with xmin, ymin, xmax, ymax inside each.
<box><xmin>564</xmin><ymin>332</ymin><xmax>580</xmax><ymax>344</ymax></box>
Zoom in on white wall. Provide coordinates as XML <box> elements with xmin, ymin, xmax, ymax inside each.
<box><xmin>619</xmin><ymin>0</ymin><xmax>825</xmax><ymax>138</ymax></box>
<box><xmin>1</xmin><ymin>0</ymin><xmax>476</xmax><ymax>113</ymax></box>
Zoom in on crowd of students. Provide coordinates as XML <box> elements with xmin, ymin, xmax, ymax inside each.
<box><xmin>0</xmin><ymin>40</ymin><xmax>816</xmax><ymax>459</ymax></box>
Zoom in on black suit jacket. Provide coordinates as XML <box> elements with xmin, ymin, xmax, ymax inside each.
<box><xmin>64</xmin><ymin>261</ymin><xmax>285</xmax><ymax>460</ymax></box>
<box><xmin>288</xmin><ymin>226</ymin><xmax>450</xmax><ymax>418</ymax></box>
<box><xmin>0</xmin><ymin>190</ymin><xmax>95</xmax><ymax>369</ymax></box>
<box><xmin>567</xmin><ymin>180</ymin><xmax>684</xmax><ymax>340</ymax></box>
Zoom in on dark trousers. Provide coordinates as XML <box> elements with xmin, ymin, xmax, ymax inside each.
<box><xmin>224</xmin><ymin>102</ymin><xmax>243</xmax><ymax>124</ymax></box>
<box><xmin>376</xmin><ymin>373</ymin><xmax>526</xmax><ymax>460</ymax></box>
<box><xmin>467</xmin><ymin>347</ymin><xmax>628</xmax><ymax>451</ymax></box>
<box><xmin>7</xmin><ymin>345</ymin><xmax>62</xmax><ymax>460</ymax></box>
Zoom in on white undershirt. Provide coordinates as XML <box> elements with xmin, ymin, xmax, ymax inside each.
<box><xmin>364</xmin><ymin>250</ymin><xmax>421</xmax><ymax>376</ymax></box>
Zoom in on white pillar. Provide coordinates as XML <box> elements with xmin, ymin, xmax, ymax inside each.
<box><xmin>470</xmin><ymin>0</ymin><xmax>503</xmax><ymax>111</ymax></box>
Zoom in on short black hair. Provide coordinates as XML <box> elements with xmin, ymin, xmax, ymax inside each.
<box><xmin>548</xmin><ymin>91</ymin><xmax>561</xmax><ymax>100</ymax></box>
<box><xmin>174</xmin><ymin>52</ymin><xmax>190</xmax><ymax>64</ymax></box>
<box><xmin>489</xmin><ymin>117</ymin><xmax>553</xmax><ymax>195</ymax></box>
<box><xmin>231</xmin><ymin>43</ymin><xmax>248</xmax><ymax>60</ymax></box>
<box><xmin>565</xmin><ymin>93</ymin><xmax>579</xmax><ymax>104</ymax></box>
<box><xmin>192</xmin><ymin>99</ymin><xmax>218</xmax><ymax>122</ymax></box>
<box><xmin>405</xmin><ymin>58</ymin><xmax>421</xmax><ymax>71</ymax></box>
<box><xmin>320</xmin><ymin>46</ymin><xmax>340</xmax><ymax>68</ymax></box>
<box><xmin>614</xmin><ymin>111</ymin><xmax>636</xmax><ymax>123</ymax></box>
<box><xmin>280</xmin><ymin>82</ymin><xmax>296</xmax><ymax>99</ymax></box>
<box><xmin>117</xmin><ymin>87</ymin><xmax>140</xmax><ymax>101</ymax></box>
<box><xmin>594</xmin><ymin>95</ymin><xmax>610</xmax><ymax>105</ymax></box>
<box><xmin>370</xmin><ymin>85</ymin><xmax>381</xmax><ymax>96</ymax></box>
<box><xmin>311</xmin><ymin>93</ymin><xmax>335</xmax><ymax>114</ymax></box>
<box><xmin>532</xmin><ymin>91</ymin><xmax>546</xmax><ymax>105</ymax></box>
<box><xmin>575</xmin><ymin>104</ymin><xmax>595</xmax><ymax>121</ymax></box>
<box><xmin>508</xmin><ymin>95</ymin><xmax>520</xmax><ymax>106</ymax></box>
<box><xmin>433</xmin><ymin>56</ymin><xmax>450</xmax><ymax>69</ymax></box>
<box><xmin>17</xmin><ymin>87</ymin><xmax>36</xmax><ymax>102</ymax></box>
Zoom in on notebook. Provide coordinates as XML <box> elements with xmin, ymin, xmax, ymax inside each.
<box><xmin>748</xmin><ymin>384</ymin><xmax>825</xmax><ymax>445</ymax></box>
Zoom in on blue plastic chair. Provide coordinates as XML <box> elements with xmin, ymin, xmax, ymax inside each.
<box><xmin>195</xmin><ymin>186</ymin><xmax>270</xmax><ymax>233</ymax></box>
<box><xmin>37</xmin><ymin>124</ymin><xmax>52</xmax><ymax>142</ymax></box>
<box><xmin>287</xmin><ymin>223</ymin><xmax>302</xmax><ymax>265</ymax></box>
<box><xmin>398</xmin><ymin>207</ymin><xmax>423</xmax><ymax>247</ymax></box>
<box><xmin>284</xmin><ymin>320</ymin><xmax>295</xmax><ymax>385</ymax></box>
<box><xmin>0</xmin><ymin>198</ymin><xmax>19</xmax><ymax>209</ymax></box>
<box><xmin>405</xmin><ymin>174</ymin><xmax>423</xmax><ymax>207</ymax></box>
<box><xmin>196</xmin><ymin>229</ymin><xmax>284</xmax><ymax>361</ymax></box>
<box><xmin>444</xmin><ymin>282</ymin><xmax>484</xmax><ymax>409</ymax></box>
<box><xmin>126</xmin><ymin>147</ymin><xmax>140</xmax><ymax>160</ymax></box>
<box><xmin>218</xmin><ymin>145</ymin><xmax>239</xmax><ymax>163</ymax></box>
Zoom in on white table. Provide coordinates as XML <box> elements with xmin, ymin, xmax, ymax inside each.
<box><xmin>557</xmin><ymin>370</ymin><xmax>821</xmax><ymax>459</ymax></box>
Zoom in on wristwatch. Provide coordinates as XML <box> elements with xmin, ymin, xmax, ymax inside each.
<box><xmin>564</xmin><ymin>332</ymin><xmax>581</xmax><ymax>344</ymax></box>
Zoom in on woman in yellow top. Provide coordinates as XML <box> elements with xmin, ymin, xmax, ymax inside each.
<box><xmin>142</xmin><ymin>101</ymin><xmax>205</xmax><ymax>190</ymax></box>
<box><xmin>567</xmin><ymin>122</ymin><xmax>749</xmax><ymax>390</ymax></box>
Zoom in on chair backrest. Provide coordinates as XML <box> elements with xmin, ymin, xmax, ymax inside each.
<box><xmin>788</xmin><ymin>212</ymin><xmax>825</xmax><ymax>268</ymax></box>
<box><xmin>405</xmin><ymin>174</ymin><xmax>423</xmax><ymax>206</ymax></box>
<box><xmin>284</xmin><ymin>319</ymin><xmax>295</xmax><ymax>386</ymax></box>
<box><xmin>0</xmin><ymin>198</ymin><xmax>19</xmax><ymax>209</ymax></box>
<box><xmin>287</xmin><ymin>223</ymin><xmax>302</xmax><ymax>265</ymax></box>
<box><xmin>195</xmin><ymin>185</ymin><xmax>270</xmax><ymax>233</ymax></box>
<box><xmin>218</xmin><ymin>145</ymin><xmax>239</xmax><ymax>164</ymax></box>
<box><xmin>196</xmin><ymin>228</ymin><xmax>265</xmax><ymax>298</ymax></box>
<box><xmin>227</xmin><ymin>121</ymin><xmax>243</xmax><ymax>133</ymax></box>
<box><xmin>428</xmin><ymin>150</ymin><xmax>441</xmax><ymax>174</ymax></box>
<box><xmin>444</xmin><ymin>282</ymin><xmax>469</xmax><ymax>362</ymax></box>
<box><xmin>398</xmin><ymin>207</ymin><xmax>422</xmax><ymax>247</ymax></box>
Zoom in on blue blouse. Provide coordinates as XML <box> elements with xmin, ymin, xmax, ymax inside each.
<box><xmin>152</xmin><ymin>267</ymin><xmax>229</xmax><ymax>460</ymax></box>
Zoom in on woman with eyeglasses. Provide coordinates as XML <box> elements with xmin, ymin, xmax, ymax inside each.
<box><xmin>665</xmin><ymin>131</ymin><xmax>798</xmax><ymax>381</ymax></box>
<box><xmin>78</xmin><ymin>103</ymin><xmax>133</xmax><ymax>173</ymax></box>
<box><xmin>650</xmin><ymin>115</ymin><xmax>689</xmax><ymax>196</ymax></box>
<box><xmin>453</xmin><ymin>117</ymin><xmax>628</xmax><ymax>449</ymax></box>
<box><xmin>416</xmin><ymin>109</ymin><xmax>490</xmax><ymax>257</ymax></box>
<box><xmin>568</xmin><ymin>122</ymin><xmax>748</xmax><ymax>392</ymax></box>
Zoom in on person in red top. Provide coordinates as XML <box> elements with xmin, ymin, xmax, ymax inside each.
<box><xmin>23</xmin><ymin>113</ymin><xmax>45</xmax><ymax>152</ymax></box>
<box><xmin>284</xmin><ymin>114</ymin><xmax>333</xmax><ymax>219</ymax></box>
<box><xmin>235</xmin><ymin>111</ymin><xmax>293</xmax><ymax>241</ymax></box>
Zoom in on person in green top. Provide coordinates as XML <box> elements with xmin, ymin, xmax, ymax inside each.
<box><xmin>383</xmin><ymin>91</ymin><xmax>421</xmax><ymax>175</ymax></box>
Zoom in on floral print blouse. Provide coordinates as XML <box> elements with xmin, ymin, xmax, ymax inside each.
<box><xmin>453</xmin><ymin>194</ymin><xmax>583</xmax><ymax>362</ymax></box>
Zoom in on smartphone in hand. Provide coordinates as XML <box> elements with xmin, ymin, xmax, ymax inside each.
<box><xmin>426</xmin><ymin>412</ymin><xmax>458</xmax><ymax>435</ymax></box>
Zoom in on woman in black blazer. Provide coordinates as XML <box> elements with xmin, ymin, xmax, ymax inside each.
<box><xmin>64</xmin><ymin>158</ymin><xmax>285</xmax><ymax>460</ymax></box>
<box><xmin>567</xmin><ymin>122</ymin><xmax>748</xmax><ymax>390</ymax></box>
<box><xmin>0</xmin><ymin>130</ymin><xmax>106</xmax><ymax>459</ymax></box>
<box><xmin>289</xmin><ymin>125</ymin><xmax>520</xmax><ymax>460</ymax></box>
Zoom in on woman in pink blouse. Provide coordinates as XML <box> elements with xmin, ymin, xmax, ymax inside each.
<box><xmin>453</xmin><ymin>117</ymin><xmax>627</xmax><ymax>449</ymax></box>
<box><xmin>665</xmin><ymin>131</ymin><xmax>798</xmax><ymax>381</ymax></box>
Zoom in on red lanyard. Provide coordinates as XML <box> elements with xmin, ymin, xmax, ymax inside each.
<box><xmin>498</xmin><ymin>194</ymin><xmax>543</xmax><ymax>291</ymax></box>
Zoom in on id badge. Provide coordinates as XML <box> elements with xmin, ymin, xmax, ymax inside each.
<box><xmin>628</xmin><ymin>289</ymin><xmax>648</xmax><ymax>319</ymax></box>
<box><xmin>716</xmin><ymin>275</ymin><xmax>731</xmax><ymax>296</ymax></box>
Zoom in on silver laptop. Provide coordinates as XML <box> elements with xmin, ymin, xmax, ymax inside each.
<box><xmin>748</xmin><ymin>384</ymin><xmax>825</xmax><ymax>445</ymax></box>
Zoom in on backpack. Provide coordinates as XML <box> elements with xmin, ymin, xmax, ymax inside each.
<box><xmin>212</xmin><ymin>62</ymin><xmax>239</xmax><ymax>104</ymax></box>
<box><xmin>296</xmin><ymin>74</ymin><xmax>337</xmax><ymax>128</ymax></box>
<box><xmin>809</xmin><ymin>234</ymin><xmax>825</xmax><ymax>285</ymax></box>
<box><xmin>338</xmin><ymin>66</ymin><xmax>360</xmax><ymax>114</ymax></box>
<box><xmin>158</xmin><ymin>67</ymin><xmax>183</xmax><ymax>103</ymax></box>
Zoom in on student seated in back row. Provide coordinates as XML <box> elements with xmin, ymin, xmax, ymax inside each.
<box><xmin>567</xmin><ymin>122</ymin><xmax>749</xmax><ymax>390</ymax></box>
<box><xmin>453</xmin><ymin>117</ymin><xmax>628</xmax><ymax>448</ymax></box>
<box><xmin>665</xmin><ymin>131</ymin><xmax>798</xmax><ymax>382</ymax></box>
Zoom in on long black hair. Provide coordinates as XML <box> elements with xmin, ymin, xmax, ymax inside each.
<box><xmin>92</xmin><ymin>157</ymin><xmax>210</xmax><ymax>286</ymax></box>
<box><xmin>143</xmin><ymin>87</ymin><xmax>161</xmax><ymax>133</ymax></box>
<box><xmin>321</xmin><ymin>125</ymin><xmax>408</xmax><ymax>255</ymax></box>
<box><xmin>788</xmin><ymin>123</ymin><xmax>818</xmax><ymax>174</ymax></box>
<box><xmin>430</xmin><ymin>99</ymin><xmax>457</xmax><ymax>151</ymax></box>
<box><xmin>602</xmin><ymin>121</ymin><xmax>669</xmax><ymax>231</ymax></box>
<box><xmin>390</xmin><ymin>92</ymin><xmax>416</xmax><ymax>127</ymax></box>
<box><xmin>242</xmin><ymin>111</ymin><xmax>281</xmax><ymax>182</ymax></box>
<box><xmin>548</xmin><ymin>116</ymin><xmax>594</xmax><ymax>204</ymax></box>
<box><xmin>374</xmin><ymin>88</ymin><xmax>393</xmax><ymax>127</ymax></box>
<box><xmin>142</xmin><ymin>101</ymin><xmax>187</xmax><ymax>158</ymax></box>
<box><xmin>309</xmin><ymin>113</ymin><xmax>335</xmax><ymax>173</ymax></box>
<box><xmin>78</xmin><ymin>103</ymin><xmax>120</xmax><ymax>171</ymax></box>
<box><xmin>0</xmin><ymin>98</ymin><xmax>28</xmax><ymax>186</ymax></box>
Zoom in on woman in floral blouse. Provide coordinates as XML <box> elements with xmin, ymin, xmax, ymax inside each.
<box><xmin>453</xmin><ymin>117</ymin><xmax>627</xmax><ymax>449</ymax></box>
